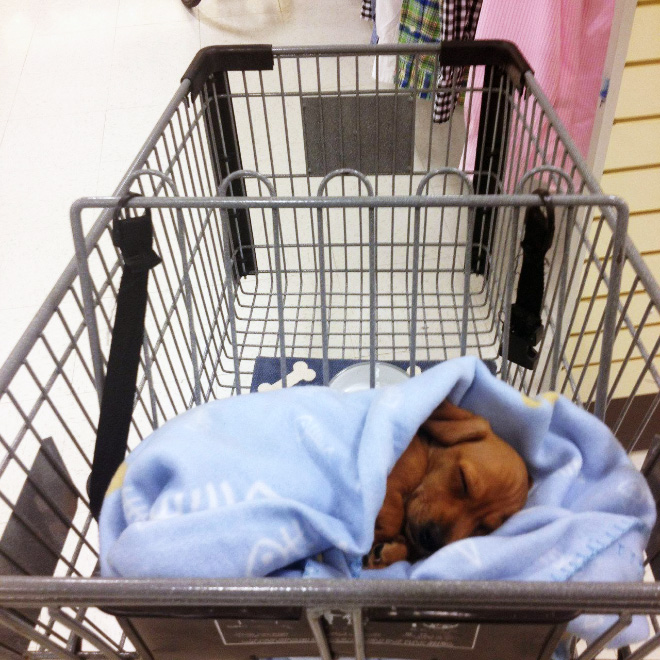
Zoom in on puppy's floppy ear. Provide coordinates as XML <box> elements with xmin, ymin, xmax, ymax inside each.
<box><xmin>427</xmin><ymin>400</ymin><xmax>475</xmax><ymax>421</ymax></box>
<box><xmin>420</xmin><ymin>400</ymin><xmax>490</xmax><ymax>446</ymax></box>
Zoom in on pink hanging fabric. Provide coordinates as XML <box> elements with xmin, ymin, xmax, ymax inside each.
<box><xmin>463</xmin><ymin>0</ymin><xmax>615</xmax><ymax>183</ymax></box>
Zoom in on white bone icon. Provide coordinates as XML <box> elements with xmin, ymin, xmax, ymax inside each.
<box><xmin>258</xmin><ymin>361</ymin><xmax>317</xmax><ymax>392</ymax></box>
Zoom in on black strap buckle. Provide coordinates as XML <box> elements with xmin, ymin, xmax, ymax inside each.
<box><xmin>112</xmin><ymin>192</ymin><xmax>141</xmax><ymax>247</ymax></box>
<box><xmin>500</xmin><ymin>190</ymin><xmax>556</xmax><ymax>370</ymax></box>
<box><xmin>112</xmin><ymin>192</ymin><xmax>162</xmax><ymax>272</ymax></box>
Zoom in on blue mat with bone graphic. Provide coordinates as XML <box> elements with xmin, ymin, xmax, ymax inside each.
<box><xmin>249</xmin><ymin>357</ymin><xmax>496</xmax><ymax>393</ymax></box>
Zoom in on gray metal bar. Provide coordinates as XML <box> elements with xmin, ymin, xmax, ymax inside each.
<box><xmin>218</xmin><ymin>171</ymin><xmax>279</xmax><ymax>390</ymax></box>
<box><xmin>159</xmin><ymin>117</ymin><xmax>219</xmax><ymax>399</ymax></box>
<box><xmin>0</xmin><ymin>239</ymin><xmax>90</xmax><ymax>398</ymax></box>
<box><xmin>2</xmin><ymin>578</ymin><xmax>660</xmax><ymax>612</ymax></box>
<box><xmin>554</xmin><ymin>205</ymin><xmax>573</xmax><ymax>389</ymax></box>
<box><xmin>626</xmin><ymin>630</ymin><xmax>660</xmax><ymax>660</ymax></box>
<box><xmin>70</xmin><ymin>201</ymin><xmax>105</xmax><ymax>403</ymax></box>
<box><xmin>142</xmin><ymin>334</ymin><xmax>159</xmax><ymax>429</ymax></box>
<box><xmin>176</xmin><ymin>207</ymin><xmax>201</xmax><ymax>406</ymax></box>
<box><xmin>220</xmin><ymin>205</ymin><xmax>241</xmax><ymax>395</ymax></box>
<box><xmin>413</xmin><ymin>169</ymin><xmax>475</xmax><ymax>368</ymax></box>
<box><xmin>116</xmin><ymin>617</ymin><xmax>153</xmax><ymax>660</ymax></box>
<box><xmin>0</xmin><ymin>609</ymin><xmax>78</xmax><ymax>660</ymax></box>
<box><xmin>65</xmin><ymin>192</ymin><xmax>638</xmax><ymax>213</ymax></box>
<box><xmin>306</xmin><ymin>609</ymin><xmax>333</xmax><ymax>660</ymax></box>
<box><xmin>272</xmin><ymin>207</ymin><xmax>287</xmax><ymax>386</ymax></box>
<box><xmin>521</xmin><ymin>73</ymin><xmax>604</xmax><ymax>200</ymax></box>
<box><xmin>462</xmin><ymin>206</ymin><xmax>475</xmax><ymax>358</ymax></box>
<box><xmin>135</xmin><ymin>168</ymin><xmax>202</xmax><ymax>407</ymax></box>
<box><xmin>352</xmin><ymin>608</ymin><xmax>366</xmax><ymax>660</ymax></box>
<box><xmin>576</xmin><ymin>613</ymin><xmax>633</xmax><ymax>660</ymax></box>
<box><xmin>316</xmin><ymin>200</ymin><xmax>330</xmax><ymax>385</ymax></box>
<box><xmin>410</xmin><ymin>204</ymin><xmax>421</xmax><ymax>373</ymax></box>
<box><xmin>274</xmin><ymin>44</ymin><xmax>446</xmax><ymax>57</ymax></box>
<box><xmin>369</xmin><ymin>203</ymin><xmax>376</xmax><ymax>388</ymax></box>
<box><xmin>48</xmin><ymin>609</ymin><xmax>121</xmax><ymax>660</ymax></box>
<box><xmin>500</xmin><ymin>207</ymin><xmax>520</xmax><ymax>382</ymax></box>
<box><xmin>576</xmin><ymin>243</ymin><xmax>660</xmax><ymax>394</ymax></box>
<box><xmin>594</xmin><ymin>198</ymin><xmax>629</xmax><ymax>419</ymax></box>
<box><xmin>316</xmin><ymin>170</ymin><xmax>375</xmax><ymax>385</ymax></box>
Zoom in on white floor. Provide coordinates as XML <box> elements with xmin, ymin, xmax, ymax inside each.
<box><xmin>0</xmin><ymin>0</ymin><xmax>372</xmax><ymax>366</ymax></box>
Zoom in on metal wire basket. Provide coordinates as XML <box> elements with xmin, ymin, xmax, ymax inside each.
<box><xmin>0</xmin><ymin>42</ymin><xmax>659</xmax><ymax>660</ymax></box>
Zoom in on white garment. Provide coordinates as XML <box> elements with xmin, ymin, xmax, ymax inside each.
<box><xmin>373</xmin><ymin>0</ymin><xmax>404</xmax><ymax>83</ymax></box>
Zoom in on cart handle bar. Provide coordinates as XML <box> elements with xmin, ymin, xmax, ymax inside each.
<box><xmin>0</xmin><ymin>577</ymin><xmax>659</xmax><ymax>613</ymax></box>
<box><xmin>182</xmin><ymin>40</ymin><xmax>533</xmax><ymax>100</ymax></box>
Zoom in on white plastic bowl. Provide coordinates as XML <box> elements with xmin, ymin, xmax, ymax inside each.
<box><xmin>328</xmin><ymin>362</ymin><xmax>409</xmax><ymax>393</ymax></box>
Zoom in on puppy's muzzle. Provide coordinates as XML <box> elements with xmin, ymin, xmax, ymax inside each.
<box><xmin>406</xmin><ymin>521</ymin><xmax>445</xmax><ymax>556</ymax></box>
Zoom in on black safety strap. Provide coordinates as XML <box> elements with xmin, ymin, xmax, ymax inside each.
<box><xmin>500</xmin><ymin>191</ymin><xmax>555</xmax><ymax>370</ymax></box>
<box><xmin>88</xmin><ymin>195</ymin><xmax>161</xmax><ymax>519</ymax></box>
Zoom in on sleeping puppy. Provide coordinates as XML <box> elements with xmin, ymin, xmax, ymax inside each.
<box><xmin>365</xmin><ymin>400</ymin><xmax>530</xmax><ymax>568</ymax></box>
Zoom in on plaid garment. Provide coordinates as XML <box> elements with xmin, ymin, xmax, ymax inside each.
<box><xmin>433</xmin><ymin>0</ymin><xmax>483</xmax><ymax>122</ymax></box>
<box><xmin>396</xmin><ymin>0</ymin><xmax>441</xmax><ymax>95</ymax></box>
<box><xmin>363</xmin><ymin>0</ymin><xmax>481</xmax><ymax>123</ymax></box>
<box><xmin>361</xmin><ymin>0</ymin><xmax>374</xmax><ymax>20</ymax></box>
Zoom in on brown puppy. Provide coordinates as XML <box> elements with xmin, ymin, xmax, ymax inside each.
<box><xmin>365</xmin><ymin>400</ymin><xmax>530</xmax><ymax>568</ymax></box>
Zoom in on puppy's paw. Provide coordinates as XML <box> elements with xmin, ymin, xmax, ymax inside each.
<box><xmin>363</xmin><ymin>539</ymin><xmax>409</xmax><ymax>569</ymax></box>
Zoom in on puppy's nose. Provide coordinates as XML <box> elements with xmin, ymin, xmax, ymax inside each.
<box><xmin>415</xmin><ymin>523</ymin><xmax>445</xmax><ymax>554</ymax></box>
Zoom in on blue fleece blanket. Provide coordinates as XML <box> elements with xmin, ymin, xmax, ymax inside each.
<box><xmin>99</xmin><ymin>357</ymin><xmax>655</xmax><ymax>647</ymax></box>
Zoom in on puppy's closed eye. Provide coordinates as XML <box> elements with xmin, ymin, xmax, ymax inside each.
<box><xmin>454</xmin><ymin>461</ymin><xmax>484</xmax><ymax>500</ymax></box>
<box><xmin>456</xmin><ymin>465</ymin><xmax>469</xmax><ymax>498</ymax></box>
<box><xmin>473</xmin><ymin>523</ymin><xmax>491</xmax><ymax>536</ymax></box>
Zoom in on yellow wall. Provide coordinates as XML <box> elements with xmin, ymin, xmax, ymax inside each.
<box><xmin>600</xmin><ymin>0</ymin><xmax>660</xmax><ymax>399</ymax></box>
<box><xmin>602</xmin><ymin>0</ymin><xmax>660</xmax><ymax>243</ymax></box>
<box><xmin>567</xmin><ymin>0</ymin><xmax>660</xmax><ymax>402</ymax></box>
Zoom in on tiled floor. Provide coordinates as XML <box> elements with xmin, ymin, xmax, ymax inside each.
<box><xmin>0</xmin><ymin>0</ymin><xmax>372</xmax><ymax>366</ymax></box>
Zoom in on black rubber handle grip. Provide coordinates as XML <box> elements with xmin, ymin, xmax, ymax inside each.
<box><xmin>182</xmin><ymin>45</ymin><xmax>274</xmax><ymax>99</ymax></box>
<box><xmin>440</xmin><ymin>40</ymin><xmax>533</xmax><ymax>90</ymax></box>
<box><xmin>181</xmin><ymin>41</ymin><xmax>532</xmax><ymax>100</ymax></box>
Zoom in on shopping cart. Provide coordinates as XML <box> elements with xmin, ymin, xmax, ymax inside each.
<box><xmin>0</xmin><ymin>42</ymin><xmax>659</xmax><ymax>660</ymax></box>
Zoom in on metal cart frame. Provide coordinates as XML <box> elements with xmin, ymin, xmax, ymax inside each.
<box><xmin>0</xmin><ymin>42</ymin><xmax>659</xmax><ymax>660</ymax></box>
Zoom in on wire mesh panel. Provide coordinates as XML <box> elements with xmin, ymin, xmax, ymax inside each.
<box><xmin>0</xmin><ymin>43</ymin><xmax>659</xmax><ymax>660</ymax></box>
